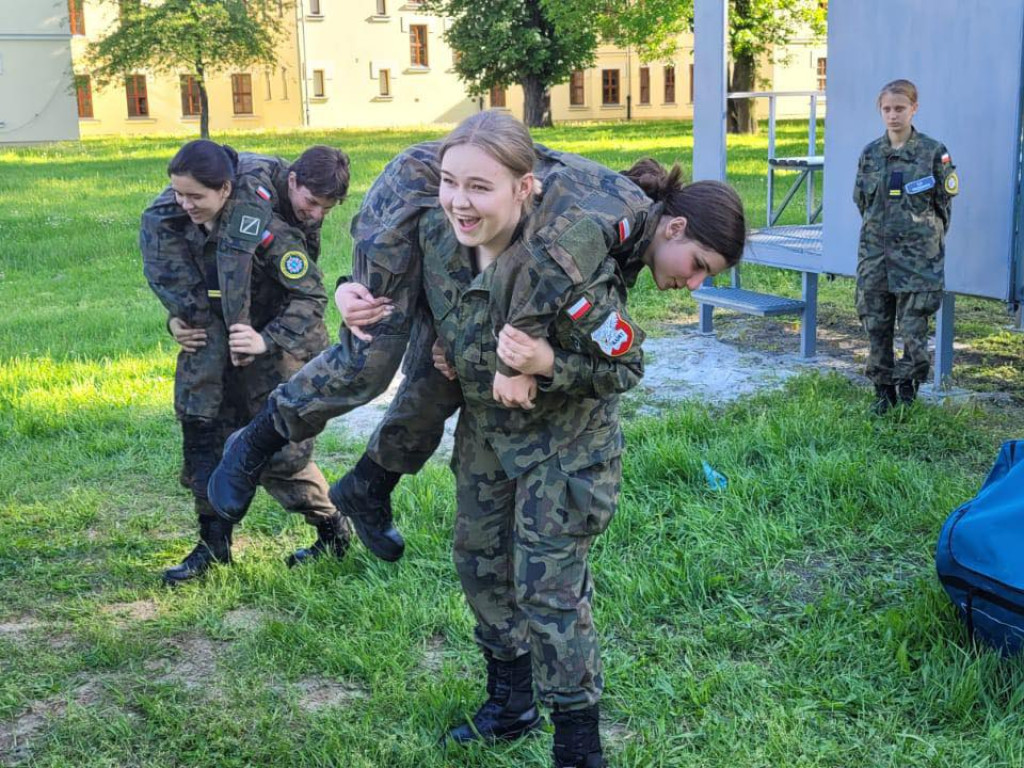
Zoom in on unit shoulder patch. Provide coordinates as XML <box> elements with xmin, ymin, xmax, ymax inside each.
<box><xmin>944</xmin><ymin>171</ymin><xmax>960</xmax><ymax>196</ymax></box>
<box><xmin>228</xmin><ymin>202</ymin><xmax>268</xmax><ymax>243</ymax></box>
<box><xmin>280</xmin><ymin>250</ymin><xmax>309</xmax><ymax>280</ymax></box>
<box><xmin>590</xmin><ymin>311</ymin><xmax>634</xmax><ymax>357</ymax></box>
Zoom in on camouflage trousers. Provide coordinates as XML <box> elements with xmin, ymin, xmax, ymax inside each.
<box><xmin>451</xmin><ymin>411</ymin><xmax>621</xmax><ymax>711</ymax></box>
<box><xmin>855</xmin><ymin>288</ymin><xmax>943</xmax><ymax>386</ymax></box>
<box><xmin>268</xmin><ymin>269</ymin><xmax>460</xmax><ymax>475</ymax></box>
<box><xmin>174</xmin><ymin>318</ymin><xmax>230</xmax><ymax>421</ymax></box>
<box><xmin>177</xmin><ymin>341</ymin><xmax>339</xmax><ymax>526</ymax></box>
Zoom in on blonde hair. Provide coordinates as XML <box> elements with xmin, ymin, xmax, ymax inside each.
<box><xmin>877</xmin><ymin>79</ymin><xmax>918</xmax><ymax>107</ymax></box>
<box><xmin>439</xmin><ymin>110</ymin><xmax>539</xmax><ymax>198</ymax></box>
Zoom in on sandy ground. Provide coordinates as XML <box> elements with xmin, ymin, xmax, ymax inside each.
<box><xmin>323</xmin><ymin>324</ymin><xmax>882</xmax><ymax>456</ymax></box>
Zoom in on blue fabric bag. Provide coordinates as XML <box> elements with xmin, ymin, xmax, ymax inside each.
<box><xmin>936</xmin><ymin>440</ymin><xmax>1024</xmax><ymax>655</ymax></box>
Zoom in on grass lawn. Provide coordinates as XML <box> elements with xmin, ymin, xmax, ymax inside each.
<box><xmin>1</xmin><ymin>121</ymin><xmax>1023</xmax><ymax>766</ymax></box>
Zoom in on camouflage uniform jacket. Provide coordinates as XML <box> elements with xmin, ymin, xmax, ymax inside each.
<box><xmin>854</xmin><ymin>128</ymin><xmax>957</xmax><ymax>292</ymax></box>
<box><xmin>140</xmin><ymin>153</ymin><xmax>321</xmax><ymax>329</ymax></box>
<box><xmin>420</xmin><ymin>207</ymin><xmax>645</xmax><ymax>480</ymax></box>
<box><xmin>180</xmin><ymin>213</ymin><xmax>329</xmax><ymax>361</ymax></box>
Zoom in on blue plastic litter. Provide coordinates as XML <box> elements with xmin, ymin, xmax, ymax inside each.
<box><xmin>702</xmin><ymin>460</ymin><xmax>728</xmax><ymax>491</ymax></box>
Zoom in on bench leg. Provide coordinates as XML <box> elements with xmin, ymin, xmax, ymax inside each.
<box><xmin>933</xmin><ymin>292</ymin><xmax>954</xmax><ymax>389</ymax></box>
<box><xmin>800</xmin><ymin>272</ymin><xmax>818</xmax><ymax>358</ymax></box>
<box><xmin>698</xmin><ymin>277</ymin><xmax>715</xmax><ymax>335</ymax></box>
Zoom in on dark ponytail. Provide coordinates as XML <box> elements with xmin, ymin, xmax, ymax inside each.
<box><xmin>622</xmin><ymin>158</ymin><xmax>747</xmax><ymax>267</ymax></box>
<box><xmin>167</xmin><ymin>139</ymin><xmax>238</xmax><ymax>190</ymax></box>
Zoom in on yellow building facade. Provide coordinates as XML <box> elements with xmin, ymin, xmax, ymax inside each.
<box><xmin>62</xmin><ymin>1</ymin><xmax>825</xmax><ymax>135</ymax></box>
<box><xmin>0</xmin><ymin>0</ymin><xmax>79</xmax><ymax>143</ymax></box>
<box><xmin>69</xmin><ymin>0</ymin><xmax>303</xmax><ymax>137</ymax></box>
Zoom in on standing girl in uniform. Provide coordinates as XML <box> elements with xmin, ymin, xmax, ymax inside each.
<box><xmin>421</xmin><ymin>111</ymin><xmax>744</xmax><ymax>768</ymax></box>
<box><xmin>854</xmin><ymin>79</ymin><xmax>958</xmax><ymax>413</ymax></box>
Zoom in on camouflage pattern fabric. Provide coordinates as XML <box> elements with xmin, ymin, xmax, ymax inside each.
<box><xmin>451</xmin><ymin>407</ymin><xmax>621</xmax><ymax>710</ymax></box>
<box><xmin>268</xmin><ymin>141</ymin><xmax>658</xmax><ymax>476</ymax></box>
<box><xmin>855</xmin><ymin>288</ymin><xmax>943</xmax><ymax>386</ymax></box>
<box><xmin>422</xmin><ymin>208</ymin><xmax>643</xmax><ymax>709</ymax></box>
<box><xmin>853</xmin><ymin>128</ymin><xmax>956</xmax><ymax>385</ymax></box>
<box><xmin>150</xmin><ymin>205</ymin><xmax>337</xmax><ymax>525</ymax></box>
<box><xmin>854</xmin><ymin>128</ymin><xmax>956</xmax><ymax>293</ymax></box>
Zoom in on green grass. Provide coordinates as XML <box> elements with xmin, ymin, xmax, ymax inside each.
<box><xmin>2</xmin><ymin>123</ymin><xmax>1024</xmax><ymax>766</ymax></box>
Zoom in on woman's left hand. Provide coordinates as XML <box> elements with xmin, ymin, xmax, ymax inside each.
<box><xmin>497</xmin><ymin>324</ymin><xmax>555</xmax><ymax>377</ymax></box>
<box><xmin>228</xmin><ymin>323</ymin><xmax>268</xmax><ymax>367</ymax></box>
<box><xmin>493</xmin><ymin>371</ymin><xmax>537</xmax><ymax>410</ymax></box>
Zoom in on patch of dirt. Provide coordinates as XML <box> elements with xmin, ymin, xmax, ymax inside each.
<box><xmin>0</xmin><ymin>618</ymin><xmax>42</xmax><ymax>637</ymax></box>
<box><xmin>601</xmin><ymin>720</ymin><xmax>635</xmax><ymax>747</ymax></box>
<box><xmin>419</xmin><ymin>634</ymin><xmax>446</xmax><ymax>675</ymax></box>
<box><xmin>0</xmin><ymin>678</ymin><xmax>110</xmax><ymax>766</ymax></box>
<box><xmin>101</xmin><ymin>600</ymin><xmax>159</xmax><ymax>625</ymax></box>
<box><xmin>221</xmin><ymin>608</ymin><xmax>268</xmax><ymax>633</ymax></box>
<box><xmin>778</xmin><ymin>554</ymin><xmax>833</xmax><ymax>606</ymax></box>
<box><xmin>291</xmin><ymin>678</ymin><xmax>369</xmax><ymax>712</ymax></box>
<box><xmin>144</xmin><ymin>635</ymin><xmax>229</xmax><ymax>693</ymax></box>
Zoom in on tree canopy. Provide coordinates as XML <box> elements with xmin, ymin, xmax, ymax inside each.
<box><xmin>421</xmin><ymin>0</ymin><xmax>600</xmax><ymax>127</ymax></box>
<box><xmin>87</xmin><ymin>0</ymin><xmax>287</xmax><ymax>138</ymax></box>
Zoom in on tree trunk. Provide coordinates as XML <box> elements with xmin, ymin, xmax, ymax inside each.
<box><xmin>521</xmin><ymin>76</ymin><xmax>551</xmax><ymax>128</ymax></box>
<box><xmin>198</xmin><ymin>65</ymin><xmax>210</xmax><ymax>139</ymax></box>
<box><xmin>727</xmin><ymin>52</ymin><xmax>757</xmax><ymax>135</ymax></box>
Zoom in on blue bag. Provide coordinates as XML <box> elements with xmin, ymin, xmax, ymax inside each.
<box><xmin>936</xmin><ymin>440</ymin><xmax>1024</xmax><ymax>655</ymax></box>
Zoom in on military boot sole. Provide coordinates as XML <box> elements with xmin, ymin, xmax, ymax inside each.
<box><xmin>328</xmin><ymin>480</ymin><xmax>405</xmax><ymax>562</ymax></box>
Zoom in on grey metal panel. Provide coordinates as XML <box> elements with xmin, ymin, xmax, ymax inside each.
<box><xmin>693</xmin><ymin>0</ymin><xmax>727</xmax><ymax>182</ymax></box>
<box><xmin>822</xmin><ymin>0</ymin><xmax>1023</xmax><ymax>300</ymax></box>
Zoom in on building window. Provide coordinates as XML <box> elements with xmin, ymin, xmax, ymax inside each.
<box><xmin>312</xmin><ymin>69</ymin><xmax>326</xmax><ymax>98</ymax></box>
<box><xmin>180</xmin><ymin>75</ymin><xmax>202</xmax><ymax>116</ymax></box>
<box><xmin>410</xmin><ymin>25</ymin><xmax>428</xmax><ymax>67</ymax></box>
<box><xmin>376</xmin><ymin>0</ymin><xmax>387</xmax><ymax>14</ymax></box>
<box><xmin>75</xmin><ymin>75</ymin><xmax>93</xmax><ymax>118</ymax></box>
<box><xmin>308</xmin><ymin>0</ymin><xmax>321</xmax><ymax>14</ymax></box>
<box><xmin>816</xmin><ymin>57</ymin><xmax>827</xmax><ymax>92</ymax></box>
<box><xmin>265</xmin><ymin>71</ymin><xmax>273</xmax><ymax>100</ymax></box>
<box><xmin>379</xmin><ymin>68</ymin><xmax>391</xmax><ymax>96</ymax></box>
<box><xmin>126</xmin><ymin>74</ymin><xmax>148</xmax><ymax>117</ymax></box>
<box><xmin>602</xmin><ymin>70</ymin><xmax>619</xmax><ymax>105</ymax></box>
<box><xmin>490</xmin><ymin>85</ymin><xmax>506</xmax><ymax>108</ymax></box>
<box><xmin>232</xmin><ymin>73</ymin><xmax>254</xmax><ymax>114</ymax></box>
<box><xmin>281</xmin><ymin>67</ymin><xmax>289</xmax><ymax>99</ymax></box>
<box><xmin>639</xmin><ymin>67</ymin><xmax>650</xmax><ymax>105</ymax></box>
<box><xmin>666</xmin><ymin>65</ymin><xmax>677</xmax><ymax>104</ymax></box>
<box><xmin>569</xmin><ymin>70</ymin><xmax>584</xmax><ymax>106</ymax></box>
<box><xmin>68</xmin><ymin>0</ymin><xmax>85</xmax><ymax>35</ymax></box>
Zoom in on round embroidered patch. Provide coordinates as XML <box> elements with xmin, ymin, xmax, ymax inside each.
<box><xmin>280</xmin><ymin>250</ymin><xmax>309</xmax><ymax>279</ymax></box>
<box><xmin>590</xmin><ymin>311</ymin><xmax>635</xmax><ymax>357</ymax></box>
<box><xmin>944</xmin><ymin>171</ymin><xmax>960</xmax><ymax>196</ymax></box>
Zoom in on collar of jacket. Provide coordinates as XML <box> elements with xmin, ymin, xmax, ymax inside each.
<box><xmin>882</xmin><ymin>126</ymin><xmax>919</xmax><ymax>159</ymax></box>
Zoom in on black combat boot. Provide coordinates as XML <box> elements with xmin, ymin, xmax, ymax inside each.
<box><xmin>445</xmin><ymin>651</ymin><xmax>542</xmax><ymax>745</ymax></box>
<box><xmin>207</xmin><ymin>402</ymin><xmax>288</xmax><ymax>524</ymax></box>
<box><xmin>896</xmin><ymin>379</ymin><xmax>919</xmax><ymax>407</ymax></box>
<box><xmin>163</xmin><ymin>505</ymin><xmax>233</xmax><ymax>586</ymax></box>
<box><xmin>328</xmin><ymin>454</ymin><xmax>405</xmax><ymax>562</ymax></box>
<box><xmin>551</xmin><ymin>704</ymin><xmax>606</xmax><ymax>768</ymax></box>
<box><xmin>871</xmin><ymin>384</ymin><xmax>898</xmax><ymax>415</ymax></box>
<box><xmin>286</xmin><ymin>513</ymin><xmax>351</xmax><ymax>567</ymax></box>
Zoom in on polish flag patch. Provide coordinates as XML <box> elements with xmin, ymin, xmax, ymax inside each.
<box><xmin>617</xmin><ymin>217</ymin><xmax>632</xmax><ymax>243</ymax></box>
<box><xmin>941</xmin><ymin>153</ymin><xmax>951</xmax><ymax>164</ymax></box>
<box><xmin>567</xmin><ymin>296</ymin><xmax>593</xmax><ymax>321</ymax></box>
<box><xmin>591</xmin><ymin>311</ymin><xmax>634</xmax><ymax>357</ymax></box>
<box><xmin>260</xmin><ymin>229</ymin><xmax>275</xmax><ymax>248</ymax></box>
<box><xmin>256</xmin><ymin>185</ymin><xmax>272</xmax><ymax>200</ymax></box>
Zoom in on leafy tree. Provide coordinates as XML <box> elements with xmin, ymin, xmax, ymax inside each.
<box><xmin>421</xmin><ymin>0</ymin><xmax>600</xmax><ymax>127</ymax></box>
<box><xmin>572</xmin><ymin>0</ymin><xmax>826</xmax><ymax>135</ymax></box>
<box><xmin>87</xmin><ymin>0</ymin><xmax>287</xmax><ymax>138</ymax></box>
<box><xmin>729</xmin><ymin>0</ymin><xmax>826</xmax><ymax>133</ymax></box>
